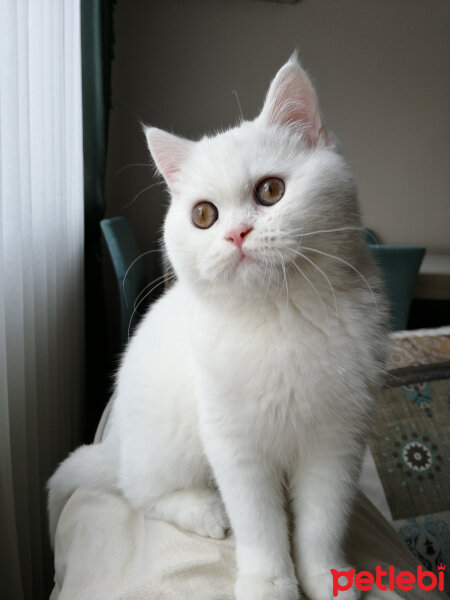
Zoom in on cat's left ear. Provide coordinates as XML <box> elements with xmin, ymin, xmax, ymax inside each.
<box><xmin>144</xmin><ymin>126</ymin><xmax>193</xmax><ymax>188</ymax></box>
<box><xmin>258</xmin><ymin>52</ymin><xmax>326</xmax><ymax>146</ymax></box>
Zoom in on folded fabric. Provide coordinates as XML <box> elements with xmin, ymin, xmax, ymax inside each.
<box><xmin>50</xmin><ymin>487</ymin><xmax>447</xmax><ymax>600</ymax></box>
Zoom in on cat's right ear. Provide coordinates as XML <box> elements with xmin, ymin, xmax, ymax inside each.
<box><xmin>144</xmin><ymin>127</ymin><xmax>193</xmax><ymax>188</ymax></box>
<box><xmin>257</xmin><ymin>53</ymin><xmax>325</xmax><ymax>147</ymax></box>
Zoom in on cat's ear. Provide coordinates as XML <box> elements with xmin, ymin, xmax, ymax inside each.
<box><xmin>258</xmin><ymin>52</ymin><xmax>326</xmax><ymax>146</ymax></box>
<box><xmin>144</xmin><ymin>127</ymin><xmax>193</xmax><ymax>187</ymax></box>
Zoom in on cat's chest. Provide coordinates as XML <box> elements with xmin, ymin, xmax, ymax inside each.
<box><xmin>192</xmin><ymin>298</ymin><xmax>349</xmax><ymax>400</ymax></box>
<box><xmin>191</xmin><ymin>299</ymin><xmax>362</xmax><ymax>462</ymax></box>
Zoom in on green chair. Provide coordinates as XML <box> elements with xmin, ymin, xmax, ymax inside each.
<box><xmin>100</xmin><ymin>217</ymin><xmax>147</xmax><ymax>348</ymax></box>
<box><xmin>365</xmin><ymin>230</ymin><xmax>425</xmax><ymax>331</ymax></box>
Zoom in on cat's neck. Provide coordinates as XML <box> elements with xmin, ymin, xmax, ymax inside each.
<box><xmin>184</xmin><ymin>267</ymin><xmax>340</xmax><ymax>320</ymax></box>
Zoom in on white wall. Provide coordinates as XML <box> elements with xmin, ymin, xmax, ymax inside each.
<box><xmin>105</xmin><ymin>0</ymin><xmax>450</xmax><ymax>273</ymax></box>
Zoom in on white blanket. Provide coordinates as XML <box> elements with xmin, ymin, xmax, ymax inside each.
<box><xmin>50</xmin><ymin>487</ymin><xmax>446</xmax><ymax>600</ymax></box>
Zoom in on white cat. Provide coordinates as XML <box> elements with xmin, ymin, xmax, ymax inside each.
<box><xmin>48</xmin><ymin>53</ymin><xmax>388</xmax><ymax>600</ymax></box>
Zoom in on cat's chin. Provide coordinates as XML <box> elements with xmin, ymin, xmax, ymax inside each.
<box><xmin>226</xmin><ymin>258</ymin><xmax>278</xmax><ymax>296</ymax></box>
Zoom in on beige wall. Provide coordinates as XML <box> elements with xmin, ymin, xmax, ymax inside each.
<box><xmin>105</xmin><ymin>0</ymin><xmax>450</xmax><ymax>275</ymax></box>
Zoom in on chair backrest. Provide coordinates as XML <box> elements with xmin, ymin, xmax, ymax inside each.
<box><xmin>100</xmin><ymin>217</ymin><xmax>147</xmax><ymax>347</ymax></box>
<box><xmin>365</xmin><ymin>230</ymin><xmax>425</xmax><ymax>331</ymax></box>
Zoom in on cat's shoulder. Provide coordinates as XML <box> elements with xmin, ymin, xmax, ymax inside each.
<box><xmin>126</xmin><ymin>279</ymin><xmax>192</xmax><ymax>346</ymax></box>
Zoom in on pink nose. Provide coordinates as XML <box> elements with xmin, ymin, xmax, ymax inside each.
<box><xmin>224</xmin><ymin>225</ymin><xmax>253</xmax><ymax>249</ymax></box>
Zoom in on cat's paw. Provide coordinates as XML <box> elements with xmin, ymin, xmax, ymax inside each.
<box><xmin>235</xmin><ymin>574</ymin><xmax>300</xmax><ymax>600</ymax></box>
<box><xmin>182</xmin><ymin>490</ymin><xmax>230</xmax><ymax>539</ymax></box>
<box><xmin>300</xmin><ymin>567</ymin><xmax>359</xmax><ymax>600</ymax></box>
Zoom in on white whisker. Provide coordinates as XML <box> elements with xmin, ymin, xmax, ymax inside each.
<box><xmin>270</xmin><ymin>254</ymin><xmax>277</xmax><ymax>297</ymax></box>
<box><xmin>122</xmin><ymin>181</ymin><xmax>163</xmax><ymax>210</ymax></box>
<box><xmin>231</xmin><ymin>89</ymin><xmax>244</xmax><ymax>122</ymax></box>
<box><xmin>291</xmin><ymin>260</ymin><xmax>329</xmax><ymax>327</ymax></box>
<box><xmin>276</xmin><ymin>250</ymin><xmax>289</xmax><ymax>310</ymax></box>
<box><xmin>297</xmin><ymin>226</ymin><xmax>365</xmax><ymax>238</ymax></box>
<box><xmin>277</xmin><ymin>225</ymin><xmax>368</xmax><ymax>243</ymax></box>
<box><xmin>262</xmin><ymin>255</ymin><xmax>272</xmax><ymax>301</ymax></box>
<box><xmin>291</xmin><ymin>249</ymin><xmax>338</xmax><ymax>317</ymax></box>
<box><xmin>302</xmin><ymin>245</ymin><xmax>378</xmax><ymax>313</ymax></box>
<box><xmin>133</xmin><ymin>273</ymin><xmax>168</xmax><ymax>311</ymax></box>
<box><xmin>115</xmin><ymin>163</ymin><xmax>152</xmax><ymax>176</ymax></box>
<box><xmin>128</xmin><ymin>276</ymin><xmax>169</xmax><ymax>341</ymax></box>
<box><xmin>122</xmin><ymin>248</ymin><xmax>163</xmax><ymax>309</ymax></box>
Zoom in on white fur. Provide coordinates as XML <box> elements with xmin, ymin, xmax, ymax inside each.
<box><xmin>48</xmin><ymin>54</ymin><xmax>388</xmax><ymax>600</ymax></box>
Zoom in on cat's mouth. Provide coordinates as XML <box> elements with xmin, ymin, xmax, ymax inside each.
<box><xmin>225</xmin><ymin>243</ymin><xmax>277</xmax><ymax>278</ymax></box>
<box><xmin>232</xmin><ymin>246</ymin><xmax>276</xmax><ymax>270</ymax></box>
<box><xmin>236</xmin><ymin>249</ymin><xmax>255</xmax><ymax>266</ymax></box>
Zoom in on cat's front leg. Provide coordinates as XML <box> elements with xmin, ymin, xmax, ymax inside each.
<box><xmin>291</xmin><ymin>445</ymin><xmax>361</xmax><ymax>600</ymax></box>
<box><xmin>116</xmin><ymin>400</ymin><xmax>230</xmax><ymax>538</ymax></box>
<box><xmin>203</xmin><ymin>432</ymin><xmax>299</xmax><ymax>600</ymax></box>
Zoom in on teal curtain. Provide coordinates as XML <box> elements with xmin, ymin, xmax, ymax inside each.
<box><xmin>81</xmin><ymin>0</ymin><xmax>115</xmax><ymax>439</ymax></box>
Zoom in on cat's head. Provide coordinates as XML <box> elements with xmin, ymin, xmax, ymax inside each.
<box><xmin>145</xmin><ymin>53</ymin><xmax>361</xmax><ymax>300</ymax></box>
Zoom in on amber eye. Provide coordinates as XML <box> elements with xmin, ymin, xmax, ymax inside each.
<box><xmin>192</xmin><ymin>201</ymin><xmax>218</xmax><ymax>229</ymax></box>
<box><xmin>255</xmin><ymin>177</ymin><xmax>285</xmax><ymax>206</ymax></box>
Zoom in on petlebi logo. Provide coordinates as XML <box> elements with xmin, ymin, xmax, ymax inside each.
<box><xmin>331</xmin><ymin>563</ymin><xmax>446</xmax><ymax>596</ymax></box>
